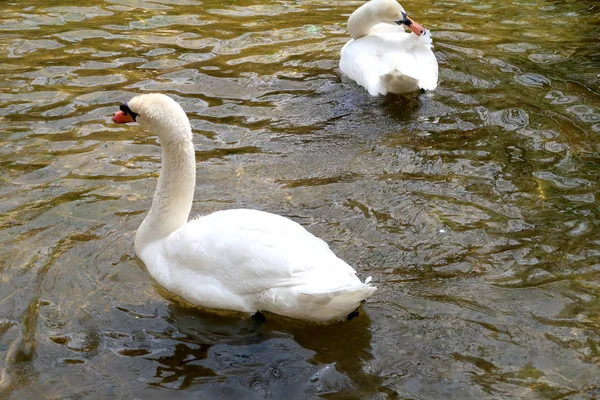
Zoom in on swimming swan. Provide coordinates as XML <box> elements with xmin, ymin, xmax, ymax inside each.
<box><xmin>339</xmin><ymin>0</ymin><xmax>438</xmax><ymax>95</ymax></box>
<box><xmin>112</xmin><ymin>93</ymin><xmax>376</xmax><ymax>322</ymax></box>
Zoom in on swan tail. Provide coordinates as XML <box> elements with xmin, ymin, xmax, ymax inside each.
<box><xmin>380</xmin><ymin>69</ymin><xmax>420</xmax><ymax>94</ymax></box>
<box><xmin>295</xmin><ymin>283</ymin><xmax>377</xmax><ymax>321</ymax></box>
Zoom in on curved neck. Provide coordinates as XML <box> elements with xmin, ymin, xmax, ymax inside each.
<box><xmin>135</xmin><ymin>134</ymin><xmax>196</xmax><ymax>253</ymax></box>
<box><xmin>347</xmin><ymin>1</ymin><xmax>379</xmax><ymax>39</ymax></box>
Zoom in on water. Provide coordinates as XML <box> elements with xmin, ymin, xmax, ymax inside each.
<box><xmin>0</xmin><ymin>0</ymin><xmax>599</xmax><ymax>398</ymax></box>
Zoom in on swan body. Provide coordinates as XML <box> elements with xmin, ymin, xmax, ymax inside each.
<box><xmin>112</xmin><ymin>93</ymin><xmax>376</xmax><ymax>322</ymax></box>
<box><xmin>339</xmin><ymin>0</ymin><xmax>438</xmax><ymax>95</ymax></box>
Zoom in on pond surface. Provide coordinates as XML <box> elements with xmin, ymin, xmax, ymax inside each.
<box><xmin>1</xmin><ymin>0</ymin><xmax>599</xmax><ymax>398</ymax></box>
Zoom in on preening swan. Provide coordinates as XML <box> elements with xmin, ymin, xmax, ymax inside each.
<box><xmin>339</xmin><ymin>0</ymin><xmax>438</xmax><ymax>95</ymax></box>
<box><xmin>112</xmin><ymin>93</ymin><xmax>376</xmax><ymax>322</ymax></box>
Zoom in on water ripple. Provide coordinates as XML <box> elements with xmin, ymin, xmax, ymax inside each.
<box><xmin>0</xmin><ymin>0</ymin><xmax>599</xmax><ymax>398</ymax></box>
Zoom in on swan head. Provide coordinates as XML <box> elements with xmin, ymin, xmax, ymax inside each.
<box><xmin>371</xmin><ymin>0</ymin><xmax>407</xmax><ymax>23</ymax></box>
<box><xmin>112</xmin><ymin>93</ymin><xmax>192</xmax><ymax>143</ymax></box>
<box><xmin>371</xmin><ymin>0</ymin><xmax>425</xmax><ymax>36</ymax></box>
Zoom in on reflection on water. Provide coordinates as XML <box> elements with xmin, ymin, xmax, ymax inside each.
<box><xmin>0</xmin><ymin>0</ymin><xmax>599</xmax><ymax>398</ymax></box>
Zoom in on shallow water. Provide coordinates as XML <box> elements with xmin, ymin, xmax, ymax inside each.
<box><xmin>1</xmin><ymin>0</ymin><xmax>599</xmax><ymax>398</ymax></box>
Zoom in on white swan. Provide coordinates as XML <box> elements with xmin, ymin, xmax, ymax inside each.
<box><xmin>112</xmin><ymin>93</ymin><xmax>376</xmax><ymax>322</ymax></box>
<box><xmin>339</xmin><ymin>0</ymin><xmax>438</xmax><ymax>96</ymax></box>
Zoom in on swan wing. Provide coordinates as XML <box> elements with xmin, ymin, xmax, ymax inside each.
<box><xmin>340</xmin><ymin>31</ymin><xmax>438</xmax><ymax>95</ymax></box>
<box><xmin>161</xmin><ymin>209</ymin><xmax>358</xmax><ymax>296</ymax></box>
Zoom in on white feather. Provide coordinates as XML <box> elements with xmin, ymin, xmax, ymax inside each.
<box><xmin>339</xmin><ymin>0</ymin><xmax>439</xmax><ymax>95</ymax></box>
<box><xmin>123</xmin><ymin>94</ymin><xmax>376</xmax><ymax>322</ymax></box>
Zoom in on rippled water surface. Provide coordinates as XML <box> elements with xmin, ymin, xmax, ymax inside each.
<box><xmin>1</xmin><ymin>0</ymin><xmax>599</xmax><ymax>398</ymax></box>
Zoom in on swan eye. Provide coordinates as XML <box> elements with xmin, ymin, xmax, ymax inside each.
<box><xmin>119</xmin><ymin>102</ymin><xmax>139</xmax><ymax>121</ymax></box>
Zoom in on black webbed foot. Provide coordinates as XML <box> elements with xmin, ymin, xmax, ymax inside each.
<box><xmin>346</xmin><ymin>310</ymin><xmax>360</xmax><ymax>321</ymax></box>
<box><xmin>252</xmin><ymin>311</ymin><xmax>266</xmax><ymax>325</ymax></box>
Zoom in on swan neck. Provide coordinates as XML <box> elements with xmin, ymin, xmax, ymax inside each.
<box><xmin>347</xmin><ymin>2</ymin><xmax>379</xmax><ymax>39</ymax></box>
<box><xmin>135</xmin><ymin>133</ymin><xmax>196</xmax><ymax>253</ymax></box>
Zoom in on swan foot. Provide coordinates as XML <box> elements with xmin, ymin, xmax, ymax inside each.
<box><xmin>346</xmin><ymin>309</ymin><xmax>360</xmax><ymax>321</ymax></box>
<box><xmin>252</xmin><ymin>311</ymin><xmax>266</xmax><ymax>325</ymax></box>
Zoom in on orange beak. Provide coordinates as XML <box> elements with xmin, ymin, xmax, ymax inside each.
<box><xmin>112</xmin><ymin>110</ymin><xmax>136</xmax><ymax>124</ymax></box>
<box><xmin>406</xmin><ymin>17</ymin><xmax>425</xmax><ymax>36</ymax></box>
